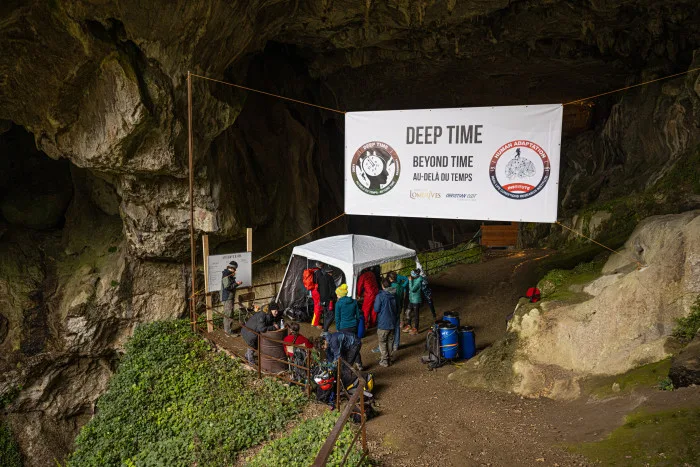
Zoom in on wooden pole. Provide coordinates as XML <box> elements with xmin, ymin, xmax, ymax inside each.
<box><xmin>257</xmin><ymin>333</ymin><xmax>262</xmax><ymax>379</ymax></box>
<box><xmin>187</xmin><ymin>71</ymin><xmax>197</xmax><ymax>332</ymax></box>
<box><xmin>306</xmin><ymin>350</ymin><xmax>311</xmax><ymax>398</ymax></box>
<box><xmin>336</xmin><ymin>358</ymin><xmax>341</xmax><ymax>412</ymax></box>
<box><xmin>360</xmin><ymin>388</ymin><xmax>367</xmax><ymax>452</ymax></box>
<box><xmin>202</xmin><ymin>234</ymin><xmax>213</xmax><ymax>333</ymax></box>
<box><xmin>247</xmin><ymin>227</ymin><xmax>253</xmax><ymax>295</ymax></box>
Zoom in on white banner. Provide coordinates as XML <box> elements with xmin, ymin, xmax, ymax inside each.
<box><xmin>207</xmin><ymin>252</ymin><xmax>252</xmax><ymax>293</ymax></box>
<box><xmin>344</xmin><ymin>104</ymin><xmax>562</xmax><ymax>223</ymax></box>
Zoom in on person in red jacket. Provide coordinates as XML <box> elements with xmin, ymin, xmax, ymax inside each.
<box><xmin>282</xmin><ymin>322</ymin><xmax>314</xmax><ymax>358</ymax></box>
<box><xmin>356</xmin><ymin>268</ymin><xmax>379</xmax><ymax>329</ymax></box>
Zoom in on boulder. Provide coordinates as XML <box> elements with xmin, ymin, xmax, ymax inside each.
<box><xmin>669</xmin><ymin>334</ymin><xmax>700</xmax><ymax>388</ymax></box>
<box><xmin>453</xmin><ymin>211</ymin><xmax>700</xmax><ymax>399</ymax></box>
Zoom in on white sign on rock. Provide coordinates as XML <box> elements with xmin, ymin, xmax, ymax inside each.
<box><xmin>344</xmin><ymin>104</ymin><xmax>563</xmax><ymax>223</ymax></box>
<box><xmin>207</xmin><ymin>252</ymin><xmax>252</xmax><ymax>293</ymax></box>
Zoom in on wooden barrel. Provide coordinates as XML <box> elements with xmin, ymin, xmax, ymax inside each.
<box><xmin>260</xmin><ymin>328</ymin><xmax>287</xmax><ymax>373</ymax></box>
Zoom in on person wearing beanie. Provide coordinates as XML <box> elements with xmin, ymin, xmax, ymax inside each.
<box><xmin>241</xmin><ymin>301</ymin><xmax>282</xmax><ymax>364</ymax></box>
<box><xmin>334</xmin><ymin>283</ymin><xmax>361</xmax><ymax>336</ymax></box>
<box><xmin>220</xmin><ymin>261</ymin><xmax>242</xmax><ymax>334</ymax></box>
<box><xmin>406</xmin><ymin>269</ymin><xmax>424</xmax><ymax>335</ymax></box>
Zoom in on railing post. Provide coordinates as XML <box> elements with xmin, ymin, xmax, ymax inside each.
<box><xmin>336</xmin><ymin>357</ymin><xmax>342</xmax><ymax>412</ymax></box>
<box><xmin>360</xmin><ymin>388</ymin><xmax>367</xmax><ymax>452</ymax></box>
<box><xmin>257</xmin><ymin>332</ymin><xmax>262</xmax><ymax>379</ymax></box>
<box><xmin>304</xmin><ymin>348</ymin><xmax>309</xmax><ymax>392</ymax></box>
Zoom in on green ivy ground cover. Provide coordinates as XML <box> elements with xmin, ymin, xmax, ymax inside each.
<box><xmin>246</xmin><ymin>411</ymin><xmax>369</xmax><ymax>466</ymax></box>
<box><xmin>69</xmin><ymin>320</ymin><xmax>307</xmax><ymax>466</ymax></box>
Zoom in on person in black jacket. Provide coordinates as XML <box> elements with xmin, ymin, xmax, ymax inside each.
<box><xmin>221</xmin><ymin>261</ymin><xmax>242</xmax><ymax>334</ymax></box>
<box><xmin>314</xmin><ymin>263</ymin><xmax>336</xmax><ymax>332</ymax></box>
<box><xmin>241</xmin><ymin>302</ymin><xmax>282</xmax><ymax>364</ymax></box>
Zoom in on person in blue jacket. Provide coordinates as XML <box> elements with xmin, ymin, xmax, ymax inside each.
<box><xmin>317</xmin><ymin>331</ymin><xmax>363</xmax><ymax>371</ymax></box>
<box><xmin>374</xmin><ymin>279</ymin><xmax>398</xmax><ymax>367</ymax></box>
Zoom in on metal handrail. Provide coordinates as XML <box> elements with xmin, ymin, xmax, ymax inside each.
<box><xmin>312</xmin><ymin>358</ymin><xmax>368</xmax><ymax>466</ymax></box>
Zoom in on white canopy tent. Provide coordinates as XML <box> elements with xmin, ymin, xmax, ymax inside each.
<box><xmin>275</xmin><ymin>235</ymin><xmax>418</xmax><ymax>310</ymax></box>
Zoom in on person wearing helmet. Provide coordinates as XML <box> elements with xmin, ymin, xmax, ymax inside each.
<box><xmin>221</xmin><ymin>261</ymin><xmax>242</xmax><ymax>334</ymax></box>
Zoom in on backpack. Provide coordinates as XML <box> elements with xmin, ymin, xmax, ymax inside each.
<box><xmin>303</xmin><ymin>267</ymin><xmax>319</xmax><ymax>291</ymax></box>
<box><xmin>526</xmin><ymin>287</ymin><xmax>541</xmax><ymax>303</ymax></box>
<box><xmin>290</xmin><ymin>345</ymin><xmax>309</xmax><ymax>383</ymax></box>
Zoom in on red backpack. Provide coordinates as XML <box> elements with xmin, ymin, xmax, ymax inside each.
<box><xmin>526</xmin><ymin>287</ymin><xmax>541</xmax><ymax>303</ymax></box>
<box><xmin>303</xmin><ymin>268</ymin><xmax>319</xmax><ymax>291</ymax></box>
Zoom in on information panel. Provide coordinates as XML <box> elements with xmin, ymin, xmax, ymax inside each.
<box><xmin>207</xmin><ymin>251</ymin><xmax>252</xmax><ymax>293</ymax></box>
<box><xmin>344</xmin><ymin>104</ymin><xmax>563</xmax><ymax>222</ymax></box>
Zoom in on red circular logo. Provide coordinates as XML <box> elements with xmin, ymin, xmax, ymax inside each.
<box><xmin>489</xmin><ymin>140</ymin><xmax>551</xmax><ymax>200</ymax></box>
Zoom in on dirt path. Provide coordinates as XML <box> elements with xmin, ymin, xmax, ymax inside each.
<box><xmin>210</xmin><ymin>250</ymin><xmax>700</xmax><ymax>466</ymax></box>
<box><xmin>354</xmin><ymin>250</ymin><xmax>700</xmax><ymax>466</ymax></box>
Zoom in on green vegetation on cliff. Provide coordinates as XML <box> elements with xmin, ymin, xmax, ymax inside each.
<box><xmin>570</xmin><ymin>409</ymin><xmax>700</xmax><ymax>465</ymax></box>
<box><xmin>68</xmin><ymin>320</ymin><xmax>307</xmax><ymax>466</ymax></box>
<box><xmin>0</xmin><ymin>421</ymin><xmax>22</xmax><ymax>467</ymax></box>
<box><xmin>584</xmin><ymin>359</ymin><xmax>672</xmax><ymax>399</ymax></box>
<box><xmin>673</xmin><ymin>295</ymin><xmax>700</xmax><ymax>343</ymax></box>
<box><xmin>537</xmin><ymin>259</ymin><xmax>604</xmax><ymax>302</ymax></box>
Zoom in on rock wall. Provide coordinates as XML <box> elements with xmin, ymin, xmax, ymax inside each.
<box><xmin>1</xmin><ymin>0</ymin><xmax>700</xmax><ymax>464</ymax></box>
<box><xmin>451</xmin><ymin>211</ymin><xmax>700</xmax><ymax>399</ymax></box>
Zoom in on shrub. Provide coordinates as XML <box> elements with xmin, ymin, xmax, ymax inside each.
<box><xmin>398</xmin><ymin>242</ymin><xmax>482</xmax><ymax>276</ymax></box>
<box><xmin>246</xmin><ymin>411</ymin><xmax>369</xmax><ymax>466</ymax></box>
<box><xmin>0</xmin><ymin>421</ymin><xmax>22</xmax><ymax>467</ymax></box>
<box><xmin>673</xmin><ymin>296</ymin><xmax>700</xmax><ymax>343</ymax></box>
<box><xmin>69</xmin><ymin>320</ymin><xmax>307</xmax><ymax>466</ymax></box>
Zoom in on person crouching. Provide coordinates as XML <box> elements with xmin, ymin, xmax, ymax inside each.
<box><xmin>282</xmin><ymin>322</ymin><xmax>314</xmax><ymax>358</ymax></box>
<box><xmin>241</xmin><ymin>302</ymin><xmax>282</xmax><ymax>364</ymax></box>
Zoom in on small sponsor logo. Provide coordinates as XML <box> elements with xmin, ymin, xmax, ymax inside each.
<box><xmin>409</xmin><ymin>190</ymin><xmax>441</xmax><ymax>200</ymax></box>
<box><xmin>445</xmin><ymin>193</ymin><xmax>478</xmax><ymax>200</ymax></box>
<box><xmin>489</xmin><ymin>140</ymin><xmax>551</xmax><ymax>200</ymax></box>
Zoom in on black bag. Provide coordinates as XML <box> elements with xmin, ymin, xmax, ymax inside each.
<box><xmin>350</xmin><ymin>393</ymin><xmax>376</xmax><ymax>423</ymax></box>
<box><xmin>284</xmin><ymin>297</ymin><xmax>313</xmax><ymax>322</ymax></box>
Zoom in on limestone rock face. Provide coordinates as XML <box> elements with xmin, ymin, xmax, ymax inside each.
<box><xmin>1</xmin><ymin>0</ymin><xmax>700</xmax><ymax>464</ymax></box>
<box><xmin>453</xmin><ymin>211</ymin><xmax>700</xmax><ymax>399</ymax></box>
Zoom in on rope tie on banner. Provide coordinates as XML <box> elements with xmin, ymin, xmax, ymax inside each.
<box><xmin>555</xmin><ymin>221</ymin><xmax>644</xmax><ymax>269</ymax></box>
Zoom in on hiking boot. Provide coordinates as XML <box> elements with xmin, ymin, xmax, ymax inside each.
<box><xmin>402</xmin><ymin>325</ymin><xmax>411</xmax><ymax>333</ymax></box>
<box><xmin>408</xmin><ymin>327</ymin><xmax>418</xmax><ymax>335</ymax></box>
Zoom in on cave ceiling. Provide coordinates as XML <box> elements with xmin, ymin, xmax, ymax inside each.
<box><xmin>0</xmin><ymin>0</ymin><xmax>698</xmax><ymax>257</ymax></box>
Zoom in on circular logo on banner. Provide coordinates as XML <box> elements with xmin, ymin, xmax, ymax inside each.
<box><xmin>351</xmin><ymin>141</ymin><xmax>401</xmax><ymax>195</ymax></box>
<box><xmin>489</xmin><ymin>140</ymin><xmax>551</xmax><ymax>200</ymax></box>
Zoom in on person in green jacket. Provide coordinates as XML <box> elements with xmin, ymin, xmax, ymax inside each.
<box><xmin>405</xmin><ymin>269</ymin><xmax>423</xmax><ymax>335</ymax></box>
<box><xmin>334</xmin><ymin>284</ymin><xmax>361</xmax><ymax>336</ymax></box>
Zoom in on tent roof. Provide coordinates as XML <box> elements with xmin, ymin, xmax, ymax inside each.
<box><xmin>291</xmin><ymin>234</ymin><xmax>416</xmax><ymax>274</ymax></box>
